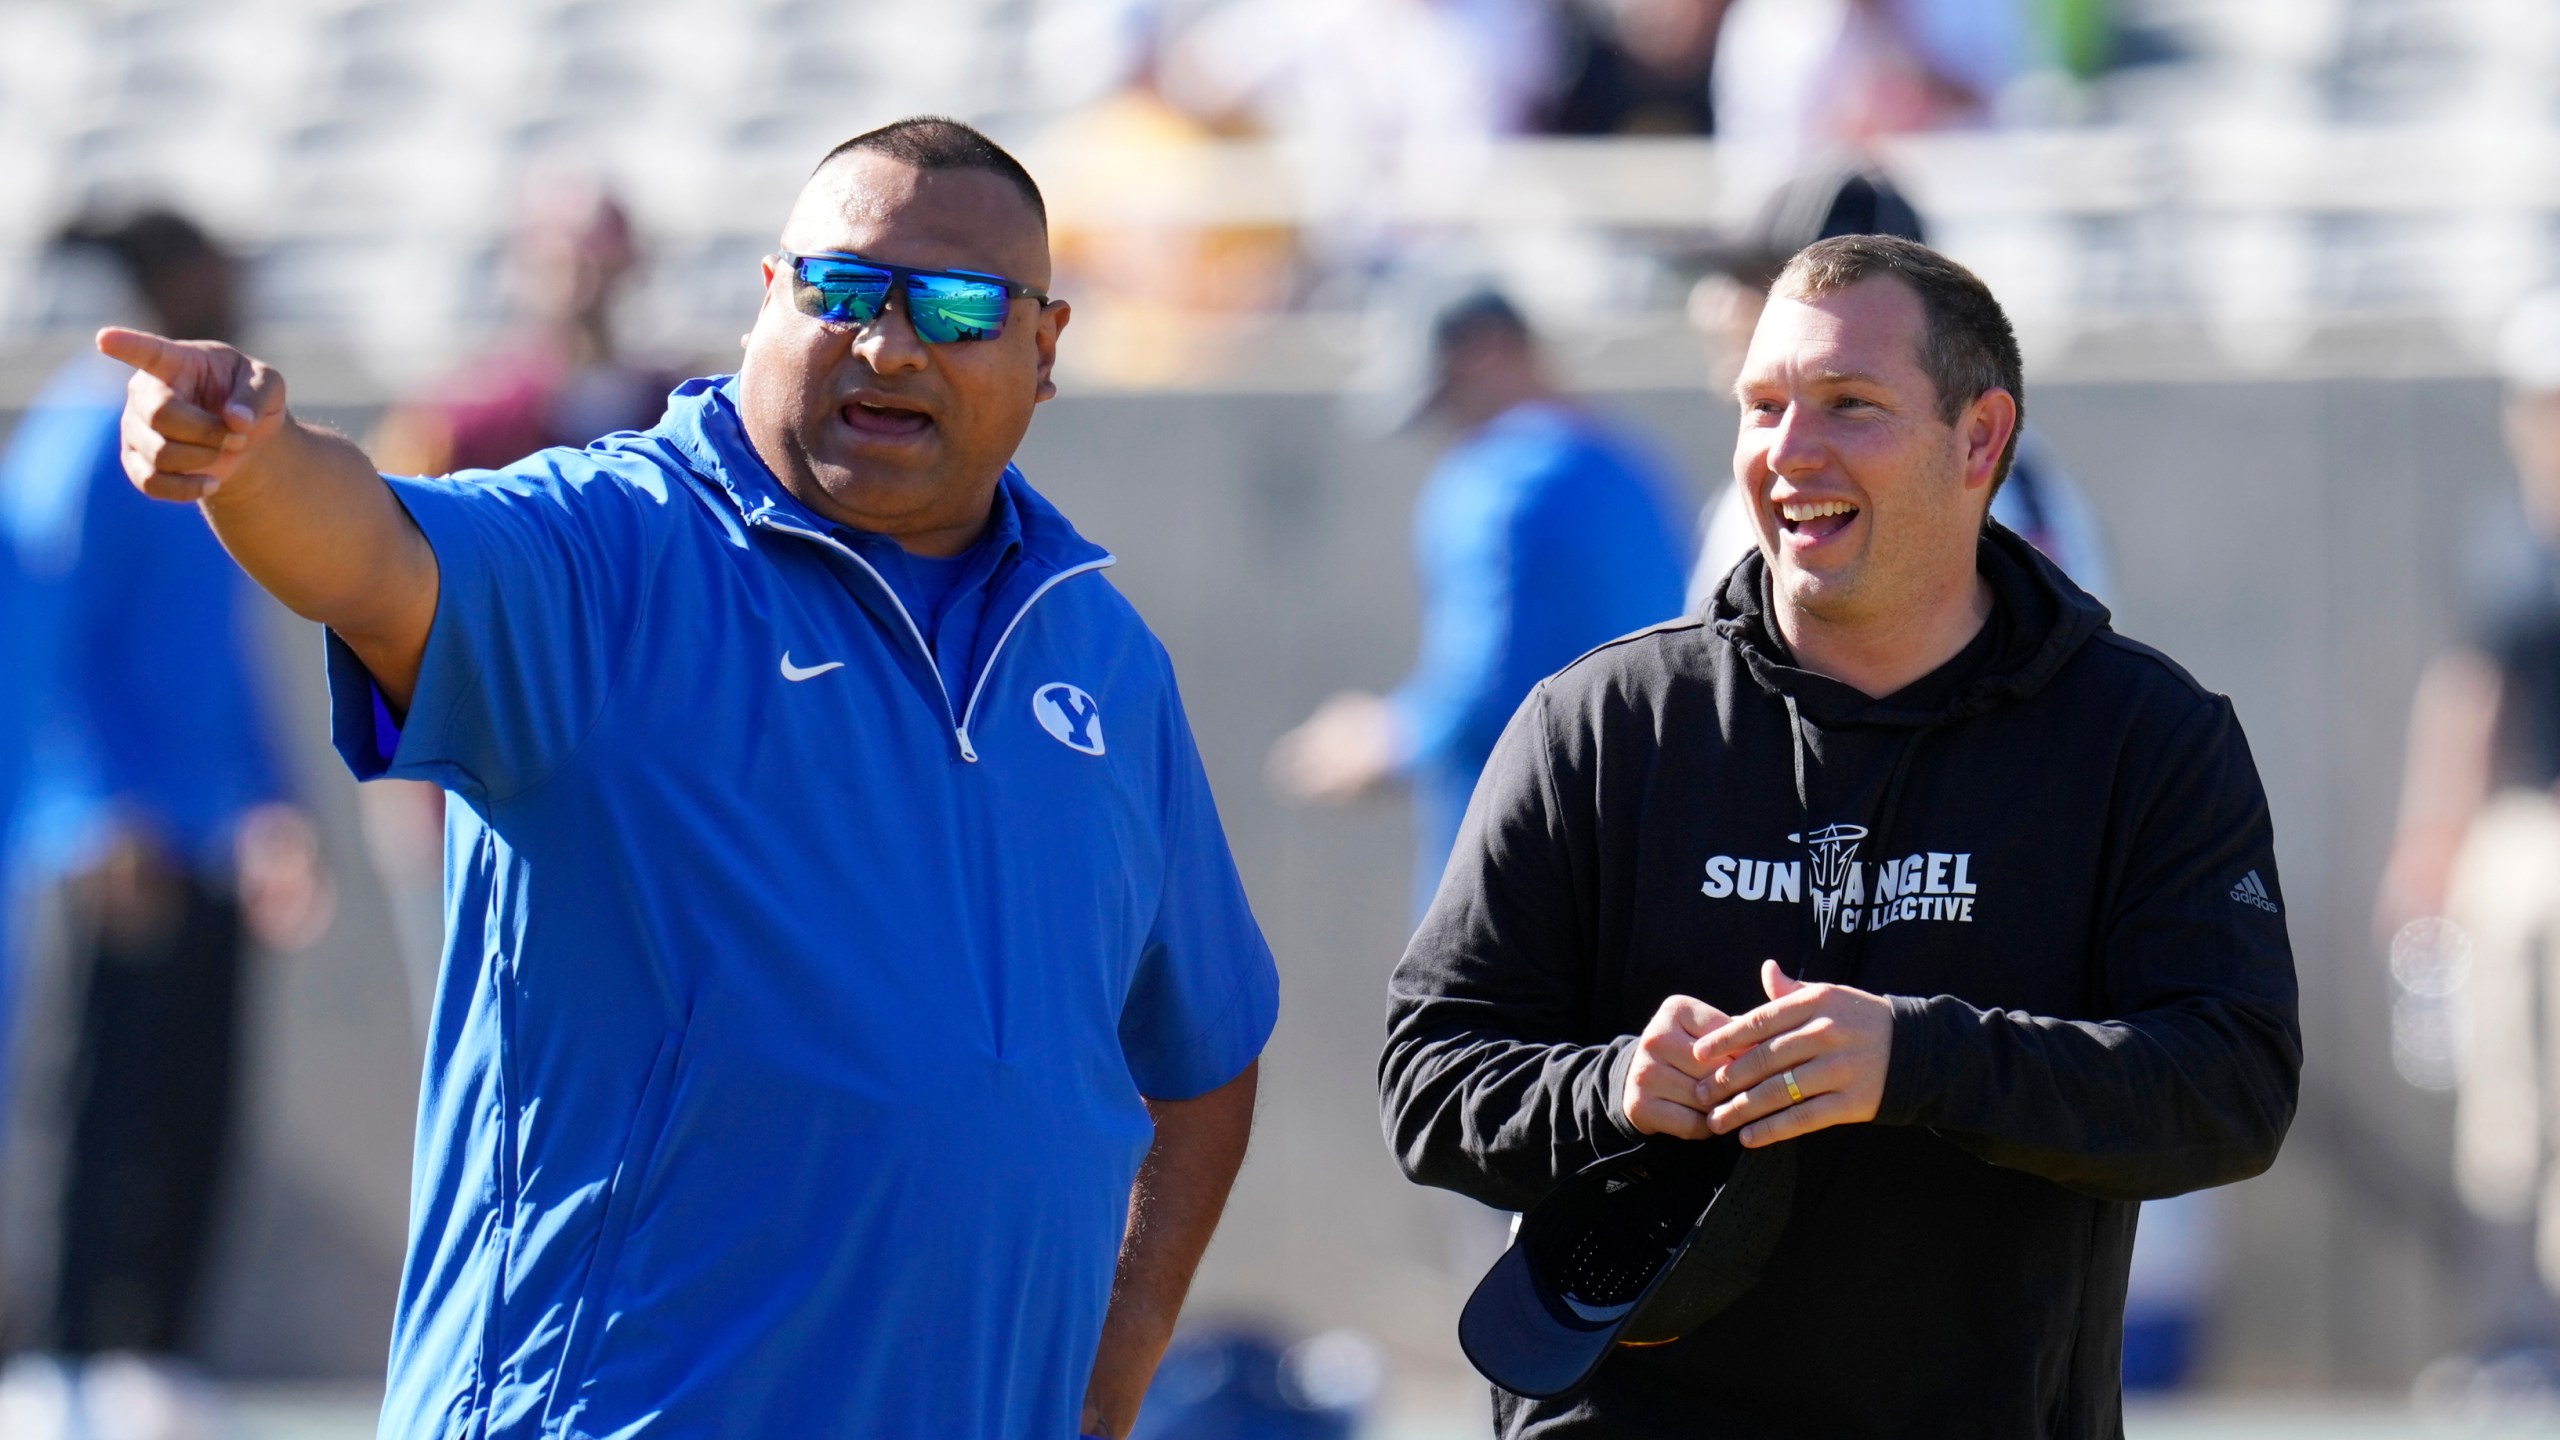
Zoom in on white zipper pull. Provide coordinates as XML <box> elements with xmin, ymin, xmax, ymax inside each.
<box><xmin>956</xmin><ymin>729</ymin><xmax>979</xmax><ymax>763</ymax></box>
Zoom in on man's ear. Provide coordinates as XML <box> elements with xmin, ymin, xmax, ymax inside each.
<box><xmin>754</xmin><ymin>255</ymin><xmax>785</xmax><ymax>319</ymax></box>
<box><xmin>1032</xmin><ymin>299</ymin><xmax>1072</xmax><ymax>404</ymax></box>
<box><xmin>743</xmin><ymin>257</ymin><xmax>785</xmax><ymax>350</ymax></box>
<box><xmin>1960</xmin><ymin>388</ymin><xmax>2019</xmax><ymax>493</ymax></box>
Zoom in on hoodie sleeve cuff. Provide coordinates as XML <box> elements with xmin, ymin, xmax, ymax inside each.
<box><xmin>1878</xmin><ymin>993</ymin><xmax>1967</xmax><ymax>1128</ymax></box>
<box><xmin>1597</xmin><ymin>1034</ymin><xmax>1647</xmax><ymax>1148</ymax></box>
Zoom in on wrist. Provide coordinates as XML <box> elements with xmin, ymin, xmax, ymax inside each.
<box><xmin>1873</xmin><ymin>994</ymin><xmax>1940</xmax><ymax>1127</ymax></box>
<box><xmin>1603</xmin><ymin>1035</ymin><xmax>1647</xmax><ymax>1144</ymax></box>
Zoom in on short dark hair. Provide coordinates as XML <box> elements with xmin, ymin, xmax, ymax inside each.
<box><xmin>52</xmin><ymin>206</ymin><xmax>225</xmax><ymax>292</ymax></box>
<box><xmin>1772</xmin><ymin>234</ymin><xmax>2024</xmax><ymax>492</ymax></box>
<box><xmin>816</xmin><ymin>116</ymin><xmax>1046</xmax><ymax>230</ymax></box>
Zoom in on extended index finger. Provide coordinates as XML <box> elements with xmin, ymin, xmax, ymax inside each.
<box><xmin>1693</xmin><ymin>986</ymin><xmax>1826</xmax><ymax>1063</ymax></box>
<box><xmin>96</xmin><ymin>326</ymin><xmax>195</xmax><ymax>384</ymax></box>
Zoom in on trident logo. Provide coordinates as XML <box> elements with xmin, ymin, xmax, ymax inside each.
<box><xmin>1788</xmin><ymin>823</ymin><xmax>1869</xmax><ymax>945</ymax></box>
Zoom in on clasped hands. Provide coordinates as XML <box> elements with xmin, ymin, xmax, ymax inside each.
<box><xmin>1619</xmin><ymin>960</ymin><xmax>1894</xmax><ymax>1148</ymax></box>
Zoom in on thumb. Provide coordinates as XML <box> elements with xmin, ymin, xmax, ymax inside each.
<box><xmin>225</xmin><ymin>356</ymin><xmax>286</xmax><ymax>431</ymax></box>
<box><xmin>1667</xmin><ymin>994</ymin><xmax>1730</xmax><ymax>1039</ymax></box>
<box><xmin>96</xmin><ymin>326</ymin><xmax>192</xmax><ymax>383</ymax></box>
<box><xmin>1761</xmin><ymin>959</ymin><xmax>1801</xmax><ymax>1002</ymax></box>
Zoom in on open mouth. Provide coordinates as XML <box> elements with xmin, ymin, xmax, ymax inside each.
<box><xmin>840</xmin><ymin>397</ymin><xmax>935</xmax><ymax>439</ymax></box>
<box><xmin>1777</xmin><ymin>497</ymin><xmax>1859</xmax><ymax>544</ymax></box>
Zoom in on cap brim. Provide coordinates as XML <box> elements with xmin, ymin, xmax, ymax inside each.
<box><xmin>1456</xmin><ymin>1139</ymin><xmax>1795</xmax><ymax>1400</ymax></box>
<box><xmin>1458</xmin><ymin>1240</ymin><xmax>1627</xmax><ymax>1400</ymax></box>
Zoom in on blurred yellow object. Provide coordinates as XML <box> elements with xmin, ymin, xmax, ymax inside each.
<box><xmin>1030</xmin><ymin>88</ymin><xmax>1300</xmax><ymax>387</ymax></box>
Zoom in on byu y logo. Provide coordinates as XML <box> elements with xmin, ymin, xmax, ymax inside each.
<box><xmin>1033</xmin><ymin>682</ymin><xmax>1106</xmax><ymax>756</ymax></box>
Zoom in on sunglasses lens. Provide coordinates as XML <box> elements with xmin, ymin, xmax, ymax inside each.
<box><xmin>791</xmin><ymin>258</ymin><xmax>892</xmax><ymax>326</ymax></box>
<box><xmin>905</xmin><ymin>273</ymin><xmax>1012</xmax><ymax>343</ymax></box>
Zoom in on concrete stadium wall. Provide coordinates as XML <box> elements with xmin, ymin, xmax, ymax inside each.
<box><xmin>0</xmin><ymin>375</ymin><xmax>2509</xmax><ymax>1390</ymax></box>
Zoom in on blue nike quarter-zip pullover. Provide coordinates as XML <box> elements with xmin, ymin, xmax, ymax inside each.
<box><xmin>329</xmin><ymin>377</ymin><xmax>1279</xmax><ymax>1440</ymax></box>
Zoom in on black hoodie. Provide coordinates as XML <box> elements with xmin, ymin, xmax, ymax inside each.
<box><xmin>1380</xmin><ymin>526</ymin><xmax>2301</xmax><ymax>1439</ymax></box>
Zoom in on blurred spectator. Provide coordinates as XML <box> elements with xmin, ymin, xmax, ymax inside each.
<box><xmin>1684</xmin><ymin>164</ymin><xmax>2113</xmax><ymax>609</ymax></box>
<box><xmin>2378</xmin><ymin>290</ymin><xmax>2560</xmax><ymax>1339</ymax></box>
<box><xmin>1711</xmin><ymin>0</ymin><xmax>2028</xmax><ymax>191</ymax></box>
<box><xmin>0</xmin><ymin>468</ymin><xmax>29</xmax><ymax>1164</ymax></box>
<box><xmin>1544</xmin><ymin>0</ymin><xmax>1729</xmax><ymax>136</ymax></box>
<box><xmin>1163</xmin><ymin>0</ymin><xmax>1560</xmax><ymax>284</ymax></box>
<box><xmin>0</xmin><ymin>208</ymin><xmax>330</xmax><ymax>1432</ymax></box>
<box><xmin>2376</xmin><ymin>290</ymin><xmax>2560</xmax><ymax>940</ymax></box>
<box><xmin>370</xmin><ymin>178</ymin><xmax>678</xmax><ymax>477</ymax></box>
<box><xmin>1032</xmin><ymin>17</ymin><xmax>1302</xmax><ymax>385</ymax></box>
<box><xmin>1269</xmin><ymin>289</ymin><xmax>1687</xmax><ymax>914</ymax></box>
<box><xmin>364</xmin><ymin>178</ymin><xmax>679</xmax><ymax>1030</ymax></box>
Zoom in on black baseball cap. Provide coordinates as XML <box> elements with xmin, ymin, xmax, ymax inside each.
<box><xmin>1345</xmin><ymin>279</ymin><xmax>1536</xmax><ymax>436</ymax></box>
<box><xmin>1458</xmin><ymin>1136</ymin><xmax>1795</xmax><ymax>1400</ymax></box>
<box><xmin>1687</xmin><ymin>163</ymin><xmax>1928</xmax><ymax>292</ymax></box>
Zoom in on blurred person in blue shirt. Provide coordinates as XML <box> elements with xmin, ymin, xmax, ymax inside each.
<box><xmin>1269</xmin><ymin>291</ymin><xmax>1689</xmax><ymax>913</ymax></box>
<box><xmin>0</xmin><ymin>209</ymin><xmax>327</xmax><ymax>1404</ymax></box>
<box><xmin>0</xmin><ymin>502</ymin><xmax>28</xmax><ymax>1116</ymax></box>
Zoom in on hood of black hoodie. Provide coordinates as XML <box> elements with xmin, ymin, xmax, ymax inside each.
<box><xmin>1707</xmin><ymin>520</ymin><xmax>2111</xmax><ymax>730</ymax></box>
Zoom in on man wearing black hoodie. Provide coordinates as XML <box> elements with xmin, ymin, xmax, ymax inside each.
<box><xmin>1381</xmin><ymin>235</ymin><xmax>2299</xmax><ymax>1438</ymax></box>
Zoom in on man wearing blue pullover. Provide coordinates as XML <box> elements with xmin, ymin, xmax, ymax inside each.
<box><xmin>97</xmin><ymin>118</ymin><xmax>1276</xmax><ymax>1440</ymax></box>
<box><xmin>1270</xmin><ymin>291</ymin><xmax>1689</xmax><ymax>912</ymax></box>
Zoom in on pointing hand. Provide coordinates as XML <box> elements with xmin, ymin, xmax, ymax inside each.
<box><xmin>96</xmin><ymin>326</ymin><xmax>289</xmax><ymax>501</ymax></box>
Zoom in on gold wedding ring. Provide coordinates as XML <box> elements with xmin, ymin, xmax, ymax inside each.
<box><xmin>1781</xmin><ymin>1068</ymin><xmax>1805</xmax><ymax>1105</ymax></box>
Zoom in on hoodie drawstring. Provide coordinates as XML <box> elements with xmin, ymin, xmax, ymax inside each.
<box><xmin>1784</xmin><ymin>693</ymin><xmax>1809</xmax><ymax>814</ymax></box>
<box><xmin>1781</xmin><ymin>690</ymin><xmax>1937</xmax><ymax>987</ymax></box>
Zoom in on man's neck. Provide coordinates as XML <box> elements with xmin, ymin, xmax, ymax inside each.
<box><xmin>1446</xmin><ymin>376</ymin><xmax>1558</xmax><ymax>437</ymax></box>
<box><xmin>1775</xmin><ymin>571</ymin><xmax>1995</xmax><ymax>700</ymax></box>
<box><xmin>735</xmin><ymin>394</ymin><xmax>1003</xmax><ymax>559</ymax></box>
<box><xmin>782</xmin><ymin>477</ymin><xmax>998</xmax><ymax>557</ymax></box>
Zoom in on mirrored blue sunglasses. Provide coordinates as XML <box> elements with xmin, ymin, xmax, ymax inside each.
<box><xmin>774</xmin><ymin>249</ymin><xmax>1048</xmax><ymax>344</ymax></box>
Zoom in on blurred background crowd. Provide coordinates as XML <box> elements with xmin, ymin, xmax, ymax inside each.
<box><xmin>5</xmin><ymin>0</ymin><xmax>2560</xmax><ymax>1436</ymax></box>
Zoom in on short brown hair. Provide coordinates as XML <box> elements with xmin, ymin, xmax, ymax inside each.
<box><xmin>1772</xmin><ymin>234</ymin><xmax>2024</xmax><ymax>492</ymax></box>
<box><xmin>818</xmin><ymin>116</ymin><xmax>1047</xmax><ymax>230</ymax></box>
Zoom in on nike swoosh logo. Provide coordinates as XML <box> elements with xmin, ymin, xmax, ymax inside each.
<box><xmin>780</xmin><ymin>652</ymin><xmax>844</xmax><ymax>682</ymax></box>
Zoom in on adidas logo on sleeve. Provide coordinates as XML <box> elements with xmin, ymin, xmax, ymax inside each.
<box><xmin>2229</xmin><ymin>870</ymin><xmax>2279</xmax><ymax>914</ymax></box>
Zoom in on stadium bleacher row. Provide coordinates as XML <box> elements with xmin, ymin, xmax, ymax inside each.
<box><xmin>3</xmin><ymin>0</ymin><xmax>2560</xmax><ymax>396</ymax></box>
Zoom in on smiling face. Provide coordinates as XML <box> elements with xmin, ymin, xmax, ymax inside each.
<box><xmin>1732</xmin><ymin>274</ymin><xmax>2013</xmax><ymax>637</ymax></box>
<box><xmin>737</xmin><ymin>151</ymin><xmax>1068</xmax><ymax>555</ymax></box>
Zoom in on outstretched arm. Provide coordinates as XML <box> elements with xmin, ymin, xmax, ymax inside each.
<box><xmin>2374</xmin><ymin>648</ymin><xmax>2502</xmax><ymax>943</ymax></box>
<box><xmin>100</xmin><ymin>326</ymin><xmax>438</xmax><ymax>709</ymax></box>
<box><xmin>1081</xmin><ymin>1062</ymin><xmax>1257</xmax><ymax>1439</ymax></box>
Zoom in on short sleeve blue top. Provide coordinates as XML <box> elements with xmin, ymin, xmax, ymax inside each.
<box><xmin>1388</xmin><ymin>401</ymin><xmax>1687</xmax><ymax>913</ymax></box>
<box><xmin>330</xmin><ymin>377</ymin><xmax>1278</xmax><ymax>1440</ymax></box>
